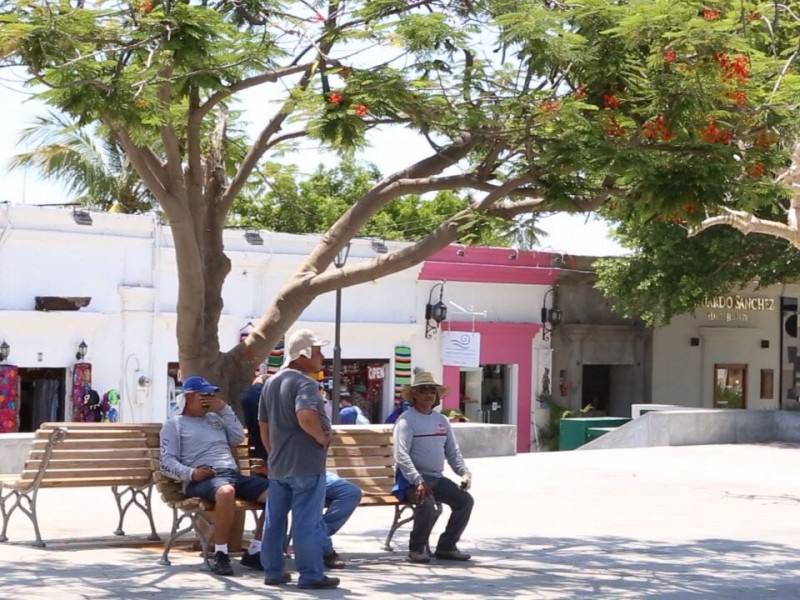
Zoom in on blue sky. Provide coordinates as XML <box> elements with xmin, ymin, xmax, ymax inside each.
<box><xmin>0</xmin><ymin>69</ymin><xmax>627</xmax><ymax>257</ymax></box>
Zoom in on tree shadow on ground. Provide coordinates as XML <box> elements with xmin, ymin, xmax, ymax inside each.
<box><xmin>1</xmin><ymin>535</ymin><xmax>799</xmax><ymax>599</ymax></box>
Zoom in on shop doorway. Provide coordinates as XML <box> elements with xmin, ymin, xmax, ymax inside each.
<box><xmin>714</xmin><ymin>363</ymin><xmax>747</xmax><ymax>409</ymax></box>
<box><xmin>323</xmin><ymin>359</ymin><xmax>389</xmax><ymax>423</ymax></box>
<box><xmin>18</xmin><ymin>368</ymin><xmax>66</xmax><ymax>432</ymax></box>
<box><xmin>458</xmin><ymin>364</ymin><xmax>516</xmax><ymax>424</ymax></box>
<box><xmin>582</xmin><ymin>365</ymin><xmax>610</xmax><ymax>413</ymax></box>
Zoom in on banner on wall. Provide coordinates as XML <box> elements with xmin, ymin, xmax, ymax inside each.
<box><xmin>0</xmin><ymin>365</ymin><xmax>20</xmax><ymax>433</ymax></box>
<box><xmin>441</xmin><ymin>331</ymin><xmax>481</xmax><ymax>368</ymax></box>
<box><xmin>394</xmin><ymin>346</ymin><xmax>411</xmax><ymax>399</ymax></box>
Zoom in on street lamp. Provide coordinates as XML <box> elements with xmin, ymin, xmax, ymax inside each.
<box><xmin>331</xmin><ymin>243</ymin><xmax>351</xmax><ymax>424</ymax></box>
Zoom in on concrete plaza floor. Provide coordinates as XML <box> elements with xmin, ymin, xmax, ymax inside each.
<box><xmin>1</xmin><ymin>443</ymin><xmax>800</xmax><ymax>599</ymax></box>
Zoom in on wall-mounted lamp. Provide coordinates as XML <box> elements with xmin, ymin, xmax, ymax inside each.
<box><xmin>371</xmin><ymin>239</ymin><xmax>388</xmax><ymax>254</ymax></box>
<box><xmin>425</xmin><ymin>281</ymin><xmax>448</xmax><ymax>339</ymax></box>
<box><xmin>76</xmin><ymin>340</ymin><xmax>88</xmax><ymax>361</ymax></box>
<box><xmin>456</xmin><ymin>246</ymin><xmax>466</xmax><ymax>257</ymax></box>
<box><xmin>541</xmin><ymin>288</ymin><xmax>562</xmax><ymax>341</ymax></box>
<box><xmin>509</xmin><ymin>250</ymin><xmax>519</xmax><ymax>260</ymax></box>
<box><xmin>244</xmin><ymin>231</ymin><xmax>264</xmax><ymax>245</ymax></box>
<box><xmin>138</xmin><ymin>375</ymin><xmax>152</xmax><ymax>387</ymax></box>
<box><xmin>0</xmin><ymin>340</ymin><xmax>9</xmax><ymax>362</ymax></box>
<box><xmin>551</xmin><ymin>253</ymin><xmax>566</xmax><ymax>268</ymax></box>
<box><xmin>72</xmin><ymin>208</ymin><xmax>93</xmax><ymax>226</ymax></box>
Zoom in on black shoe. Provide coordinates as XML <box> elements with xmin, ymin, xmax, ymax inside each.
<box><xmin>264</xmin><ymin>572</ymin><xmax>292</xmax><ymax>585</ymax></box>
<box><xmin>241</xmin><ymin>551</ymin><xmax>264</xmax><ymax>571</ymax></box>
<box><xmin>434</xmin><ymin>548</ymin><xmax>471</xmax><ymax>561</ymax></box>
<box><xmin>324</xmin><ymin>550</ymin><xmax>346</xmax><ymax>569</ymax></box>
<box><xmin>212</xmin><ymin>551</ymin><xmax>234</xmax><ymax>576</ymax></box>
<box><xmin>297</xmin><ymin>575</ymin><xmax>340</xmax><ymax>589</ymax></box>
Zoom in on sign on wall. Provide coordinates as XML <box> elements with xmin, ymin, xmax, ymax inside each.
<box><xmin>441</xmin><ymin>331</ymin><xmax>481</xmax><ymax>368</ymax></box>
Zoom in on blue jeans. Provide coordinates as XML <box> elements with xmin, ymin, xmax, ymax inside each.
<box><xmin>322</xmin><ymin>472</ymin><xmax>363</xmax><ymax>555</ymax></box>
<box><xmin>261</xmin><ymin>474</ymin><xmax>326</xmax><ymax>584</ymax></box>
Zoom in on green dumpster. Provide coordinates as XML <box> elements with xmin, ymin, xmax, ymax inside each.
<box><xmin>559</xmin><ymin>417</ymin><xmax>630</xmax><ymax>450</ymax></box>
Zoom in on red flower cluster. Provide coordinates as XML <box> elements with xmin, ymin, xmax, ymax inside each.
<box><xmin>603</xmin><ymin>94</ymin><xmax>620</xmax><ymax>109</ymax></box>
<box><xmin>663</xmin><ymin>49</ymin><xmax>678</xmax><ymax>64</ymax></box>
<box><xmin>702</xmin><ymin>8</ymin><xmax>721</xmax><ymax>20</ymax></box>
<box><xmin>642</xmin><ymin>116</ymin><xmax>675</xmax><ymax>142</ymax></box>
<box><xmin>729</xmin><ymin>90</ymin><xmax>747</xmax><ymax>107</ymax></box>
<box><xmin>749</xmin><ymin>11</ymin><xmax>761</xmax><ymax>21</ymax></box>
<box><xmin>604</xmin><ymin>117</ymin><xmax>627</xmax><ymax>137</ymax></box>
<box><xmin>699</xmin><ymin>116</ymin><xmax>732</xmax><ymax>144</ymax></box>
<box><xmin>747</xmin><ymin>162</ymin><xmax>765</xmax><ymax>178</ymax></box>
<box><xmin>136</xmin><ymin>0</ymin><xmax>153</xmax><ymax>12</ymax></box>
<box><xmin>684</xmin><ymin>204</ymin><xmax>698</xmax><ymax>215</ymax></box>
<box><xmin>714</xmin><ymin>53</ymin><xmax>750</xmax><ymax>84</ymax></box>
<box><xmin>353</xmin><ymin>104</ymin><xmax>369</xmax><ymax>117</ymax></box>
<box><xmin>328</xmin><ymin>92</ymin><xmax>343</xmax><ymax>104</ymax></box>
<box><xmin>541</xmin><ymin>100</ymin><xmax>559</xmax><ymax>113</ymax></box>
<box><xmin>574</xmin><ymin>86</ymin><xmax>587</xmax><ymax>100</ymax></box>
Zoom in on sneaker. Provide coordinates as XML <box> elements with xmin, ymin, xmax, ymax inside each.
<box><xmin>297</xmin><ymin>575</ymin><xmax>340</xmax><ymax>590</ymax></box>
<box><xmin>324</xmin><ymin>550</ymin><xmax>346</xmax><ymax>569</ymax></box>
<box><xmin>212</xmin><ymin>551</ymin><xmax>234</xmax><ymax>576</ymax></box>
<box><xmin>434</xmin><ymin>548</ymin><xmax>471</xmax><ymax>561</ymax></box>
<box><xmin>240</xmin><ymin>551</ymin><xmax>263</xmax><ymax>571</ymax></box>
<box><xmin>408</xmin><ymin>550</ymin><xmax>431</xmax><ymax>564</ymax></box>
<box><xmin>264</xmin><ymin>572</ymin><xmax>292</xmax><ymax>585</ymax></box>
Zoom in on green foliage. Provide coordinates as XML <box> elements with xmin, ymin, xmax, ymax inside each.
<box><xmin>231</xmin><ymin>158</ymin><xmax>511</xmax><ymax>245</ymax></box>
<box><xmin>595</xmin><ymin>218</ymin><xmax>800</xmax><ymax>326</ymax></box>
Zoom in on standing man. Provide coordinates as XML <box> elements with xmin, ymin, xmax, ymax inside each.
<box><xmin>160</xmin><ymin>375</ymin><xmax>269</xmax><ymax>576</ymax></box>
<box><xmin>393</xmin><ymin>371</ymin><xmax>474</xmax><ymax>564</ymax></box>
<box><xmin>258</xmin><ymin>329</ymin><xmax>340</xmax><ymax>590</ymax></box>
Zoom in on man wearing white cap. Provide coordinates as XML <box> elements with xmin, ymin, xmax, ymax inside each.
<box><xmin>258</xmin><ymin>329</ymin><xmax>340</xmax><ymax>590</ymax></box>
<box><xmin>160</xmin><ymin>375</ymin><xmax>269</xmax><ymax>576</ymax></box>
<box><xmin>393</xmin><ymin>371</ymin><xmax>474</xmax><ymax>564</ymax></box>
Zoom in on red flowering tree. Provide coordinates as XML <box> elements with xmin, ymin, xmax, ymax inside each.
<box><xmin>1</xmin><ymin>0</ymin><xmax>798</xmax><ymax>399</ymax></box>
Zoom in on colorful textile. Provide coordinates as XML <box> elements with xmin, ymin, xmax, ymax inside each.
<box><xmin>0</xmin><ymin>364</ymin><xmax>20</xmax><ymax>433</ymax></box>
<box><xmin>266</xmin><ymin>338</ymin><xmax>285</xmax><ymax>375</ymax></box>
<box><xmin>394</xmin><ymin>345</ymin><xmax>411</xmax><ymax>399</ymax></box>
<box><xmin>71</xmin><ymin>362</ymin><xmax>94</xmax><ymax>422</ymax></box>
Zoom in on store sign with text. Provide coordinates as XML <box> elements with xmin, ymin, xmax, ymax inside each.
<box><xmin>441</xmin><ymin>331</ymin><xmax>481</xmax><ymax>368</ymax></box>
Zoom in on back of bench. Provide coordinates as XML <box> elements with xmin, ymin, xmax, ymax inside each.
<box><xmin>26</xmin><ymin>422</ymin><xmax>160</xmax><ymax>488</ymax></box>
<box><xmin>327</xmin><ymin>427</ymin><xmax>399</xmax><ymax>505</ymax></box>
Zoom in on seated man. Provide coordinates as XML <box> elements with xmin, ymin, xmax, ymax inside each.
<box><xmin>393</xmin><ymin>371</ymin><xmax>474</xmax><ymax>564</ymax></box>
<box><xmin>160</xmin><ymin>375</ymin><xmax>269</xmax><ymax>576</ymax></box>
<box><xmin>339</xmin><ymin>392</ymin><xmax>369</xmax><ymax>424</ymax></box>
<box><xmin>243</xmin><ymin>374</ymin><xmax>362</xmax><ymax>571</ymax></box>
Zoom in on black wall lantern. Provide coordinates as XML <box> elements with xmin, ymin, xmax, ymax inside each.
<box><xmin>425</xmin><ymin>281</ymin><xmax>447</xmax><ymax>339</ymax></box>
<box><xmin>0</xmin><ymin>340</ymin><xmax>9</xmax><ymax>362</ymax></box>
<box><xmin>76</xmin><ymin>340</ymin><xmax>88</xmax><ymax>361</ymax></box>
<box><xmin>541</xmin><ymin>288</ymin><xmax>562</xmax><ymax>341</ymax></box>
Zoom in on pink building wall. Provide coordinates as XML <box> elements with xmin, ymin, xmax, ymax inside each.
<box><xmin>420</xmin><ymin>246</ymin><xmax>561</xmax><ymax>453</ymax></box>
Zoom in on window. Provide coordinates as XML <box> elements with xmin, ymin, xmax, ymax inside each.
<box><xmin>760</xmin><ymin>369</ymin><xmax>774</xmax><ymax>400</ymax></box>
<box><xmin>714</xmin><ymin>364</ymin><xmax>747</xmax><ymax>409</ymax></box>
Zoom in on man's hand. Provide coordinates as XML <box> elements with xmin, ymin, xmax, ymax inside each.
<box><xmin>317</xmin><ymin>431</ymin><xmax>333</xmax><ymax>449</ymax></box>
<box><xmin>414</xmin><ymin>482</ymin><xmax>432</xmax><ymax>503</ymax></box>
<box><xmin>192</xmin><ymin>465</ymin><xmax>216</xmax><ymax>481</ymax></box>
<box><xmin>205</xmin><ymin>394</ymin><xmax>226</xmax><ymax>412</ymax></box>
<box><xmin>460</xmin><ymin>472</ymin><xmax>472</xmax><ymax>491</ymax></box>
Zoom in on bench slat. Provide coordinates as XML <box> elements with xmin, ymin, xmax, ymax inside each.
<box><xmin>25</xmin><ymin>458</ymin><xmax>152</xmax><ymax>470</ymax></box>
<box><xmin>31</xmin><ymin>438</ymin><xmax>158</xmax><ymax>450</ymax></box>
<box><xmin>327</xmin><ymin>446</ymin><xmax>393</xmax><ymax>458</ymax></box>
<box><xmin>21</xmin><ymin>467</ymin><xmax>153</xmax><ymax>480</ymax></box>
<box><xmin>34</xmin><ymin>429</ymin><xmax>156</xmax><ymax>440</ymax></box>
<box><xmin>39</xmin><ymin>422</ymin><xmax>161</xmax><ymax>430</ymax></box>
<box><xmin>28</xmin><ymin>449</ymin><xmax>160</xmax><ymax>460</ymax></box>
<box><xmin>330</xmin><ymin>433</ymin><xmax>393</xmax><ymax>447</ymax></box>
<box><xmin>14</xmin><ymin>476</ymin><xmax>151</xmax><ymax>489</ymax></box>
<box><xmin>327</xmin><ymin>455</ymin><xmax>394</xmax><ymax>468</ymax></box>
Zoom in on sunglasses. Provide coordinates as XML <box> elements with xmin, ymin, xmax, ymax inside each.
<box><xmin>199</xmin><ymin>393</ymin><xmax>215</xmax><ymax>397</ymax></box>
<box><xmin>415</xmin><ymin>385</ymin><xmax>438</xmax><ymax>393</ymax></box>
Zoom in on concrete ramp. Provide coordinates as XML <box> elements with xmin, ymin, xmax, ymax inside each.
<box><xmin>580</xmin><ymin>409</ymin><xmax>800</xmax><ymax>450</ymax></box>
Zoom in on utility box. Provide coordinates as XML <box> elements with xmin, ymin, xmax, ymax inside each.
<box><xmin>559</xmin><ymin>417</ymin><xmax>631</xmax><ymax>450</ymax></box>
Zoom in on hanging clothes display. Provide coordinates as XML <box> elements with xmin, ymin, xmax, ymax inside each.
<box><xmin>0</xmin><ymin>364</ymin><xmax>20</xmax><ymax>433</ymax></box>
<box><xmin>394</xmin><ymin>345</ymin><xmax>412</xmax><ymax>399</ymax></box>
<box><xmin>70</xmin><ymin>362</ymin><xmax>93</xmax><ymax>422</ymax></box>
<box><xmin>266</xmin><ymin>338</ymin><xmax>285</xmax><ymax>375</ymax></box>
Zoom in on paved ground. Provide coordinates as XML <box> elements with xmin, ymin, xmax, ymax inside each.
<box><xmin>2</xmin><ymin>443</ymin><xmax>800</xmax><ymax>599</ymax></box>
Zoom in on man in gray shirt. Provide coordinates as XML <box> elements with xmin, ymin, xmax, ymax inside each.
<box><xmin>393</xmin><ymin>371</ymin><xmax>473</xmax><ymax>564</ymax></box>
<box><xmin>160</xmin><ymin>375</ymin><xmax>269</xmax><ymax>576</ymax></box>
<box><xmin>258</xmin><ymin>329</ymin><xmax>340</xmax><ymax>590</ymax></box>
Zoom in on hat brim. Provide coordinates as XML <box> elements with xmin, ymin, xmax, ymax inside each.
<box><xmin>400</xmin><ymin>384</ymin><xmax>448</xmax><ymax>401</ymax></box>
<box><xmin>280</xmin><ymin>339</ymin><xmax>330</xmax><ymax>369</ymax></box>
<box><xmin>183</xmin><ymin>384</ymin><xmax>220</xmax><ymax>394</ymax></box>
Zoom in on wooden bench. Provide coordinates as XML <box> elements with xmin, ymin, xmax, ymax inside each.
<box><xmin>0</xmin><ymin>422</ymin><xmax>161</xmax><ymax>547</ymax></box>
<box><xmin>153</xmin><ymin>438</ymin><xmax>264</xmax><ymax>569</ymax></box>
<box><xmin>327</xmin><ymin>426</ymin><xmax>441</xmax><ymax>551</ymax></box>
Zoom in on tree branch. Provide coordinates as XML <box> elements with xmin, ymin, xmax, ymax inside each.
<box><xmin>689</xmin><ymin>207</ymin><xmax>800</xmax><ymax>248</ymax></box>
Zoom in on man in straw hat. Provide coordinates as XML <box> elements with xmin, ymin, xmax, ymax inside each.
<box><xmin>160</xmin><ymin>375</ymin><xmax>269</xmax><ymax>576</ymax></box>
<box><xmin>393</xmin><ymin>371</ymin><xmax>474</xmax><ymax>563</ymax></box>
<box><xmin>258</xmin><ymin>329</ymin><xmax>341</xmax><ymax>590</ymax></box>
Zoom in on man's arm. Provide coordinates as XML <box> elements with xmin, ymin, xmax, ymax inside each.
<box><xmin>208</xmin><ymin>395</ymin><xmax>245</xmax><ymax>446</ymax></box>
<box><xmin>297</xmin><ymin>409</ymin><xmax>331</xmax><ymax>448</ymax></box>
<box><xmin>393</xmin><ymin>418</ymin><xmax>423</xmax><ymax>485</ymax></box>
<box><xmin>159</xmin><ymin>419</ymin><xmax>194</xmax><ymax>482</ymax></box>
<box><xmin>443</xmin><ymin>421</ymin><xmax>469</xmax><ymax>477</ymax></box>
<box><xmin>258</xmin><ymin>420</ymin><xmax>271</xmax><ymax>453</ymax></box>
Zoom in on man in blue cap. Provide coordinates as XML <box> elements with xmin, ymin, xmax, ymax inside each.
<box><xmin>160</xmin><ymin>375</ymin><xmax>269</xmax><ymax>576</ymax></box>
